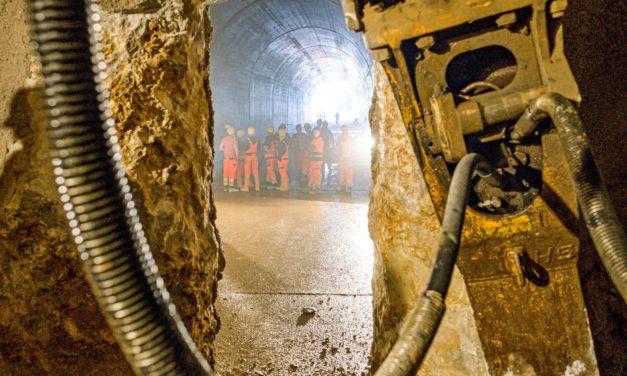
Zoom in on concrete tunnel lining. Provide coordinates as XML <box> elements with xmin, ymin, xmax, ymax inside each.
<box><xmin>210</xmin><ymin>0</ymin><xmax>374</xmax><ymax>134</ymax></box>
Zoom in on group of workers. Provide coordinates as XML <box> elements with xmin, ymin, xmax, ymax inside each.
<box><xmin>219</xmin><ymin>119</ymin><xmax>354</xmax><ymax>194</ymax></box>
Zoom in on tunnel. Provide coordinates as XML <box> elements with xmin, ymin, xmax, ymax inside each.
<box><xmin>210</xmin><ymin>0</ymin><xmax>374</xmax><ymax>135</ymax></box>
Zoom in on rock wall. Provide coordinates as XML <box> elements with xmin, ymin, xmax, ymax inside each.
<box><xmin>368</xmin><ymin>1</ymin><xmax>626</xmax><ymax>374</ymax></box>
<box><xmin>0</xmin><ymin>1</ymin><xmax>223</xmax><ymax>374</ymax></box>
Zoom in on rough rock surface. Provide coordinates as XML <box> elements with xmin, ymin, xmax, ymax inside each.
<box><xmin>368</xmin><ymin>1</ymin><xmax>626</xmax><ymax>374</ymax></box>
<box><xmin>0</xmin><ymin>1</ymin><xmax>222</xmax><ymax>374</ymax></box>
<box><xmin>368</xmin><ymin>63</ymin><xmax>489</xmax><ymax>375</ymax></box>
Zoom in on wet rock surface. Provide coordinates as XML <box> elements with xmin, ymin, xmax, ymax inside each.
<box><xmin>0</xmin><ymin>1</ymin><xmax>222</xmax><ymax>373</ymax></box>
<box><xmin>214</xmin><ymin>193</ymin><xmax>373</xmax><ymax>375</ymax></box>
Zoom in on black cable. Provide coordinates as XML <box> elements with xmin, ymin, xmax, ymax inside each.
<box><xmin>426</xmin><ymin>154</ymin><xmax>488</xmax><ymax>297</ymax></box>
<box><xmin>375</xmin><ymin>153</ymin><xmax>489</xmax><ymax>375</ymax></box>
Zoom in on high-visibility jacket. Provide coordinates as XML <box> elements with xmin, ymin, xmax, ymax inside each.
<box><xmin>309</xmin><ymin>136</ymin><xmax>324</xmax><ymax>161</ymax></box>
<box><xmin>278</xmin><ymin>138</ymin><xmax>289</xmax><ymax>161</ymax></box>
<box><xmin>246</xmin><ymin>137</ymin><xmax>259</xmax><ymax>154</ymax></box>
<box><xmin>219</xmin><ymin>135</ymin><xmax>238</xmax><ymax>160</ymax></box>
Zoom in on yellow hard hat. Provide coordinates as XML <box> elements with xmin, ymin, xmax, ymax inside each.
<box><xmin>267</xmin><ymin>126</ymin><xmax>275</xmax><ymax>133</ymax></box>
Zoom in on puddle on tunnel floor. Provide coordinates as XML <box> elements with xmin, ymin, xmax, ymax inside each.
<box><xmin>214</xmin><ymin>192</ymin><xmax>373</xmax><ymax>375</ymax></box>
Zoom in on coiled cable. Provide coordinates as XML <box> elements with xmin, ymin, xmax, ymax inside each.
<box><xmin>513</xmin><ymin>93</ymin><xmax>627</xmax><ymax>301</ymax></box>
<box><xmin>27</xmin><ymin>0</ymin><xmax>214</xmax><ymax>374</ymax></box>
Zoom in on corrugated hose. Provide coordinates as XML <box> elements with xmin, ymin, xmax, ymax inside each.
<box><xmin>27</xmin><ymin>0</ymin><xmax>214</xmax><ymax>374</ymax></box>
<box><xmin>513</xmin><ymin>92</ymin><xmax>627</xmax><ymax>302</ymax></box>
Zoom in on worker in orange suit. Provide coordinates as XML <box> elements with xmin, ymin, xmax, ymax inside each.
<box><xmin>219</xmin><ymin>125</ymin><xmax>239</xmax><ymax>192</ymax></box>
<box><xmin>337</xmin><ymin>125</ymin><xmax>354</xmax><ymax>192</ymax></box>
<box><xmin>277</xmin><ymin>128</ymin><xmax>290</xmax><ymax>191</ymax></box>
<box><xmin>236</xmin><ymin>129</ymin><xmax>246</xmax><ymax>189</ymax></box>
<box><xmin>242</xmin><ymin>127</ymin><xmax>260</xmax><ymax>192</ymax></box>
<box><xmin>263</xmin><ymin>125</ymin><xmax>278</xmax><ymax>188</ymax></box>
<box><xmin>308</xmin><ymin>127</ymin><xmax>324</xmax><ymax>193</ymax></box>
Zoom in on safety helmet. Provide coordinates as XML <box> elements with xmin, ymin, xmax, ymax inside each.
<box><xmin>267</xmin><ymin>126</ymin><xmax>275</xmax><ymax>134</ymax></box>
<box><xmin>247</xmin><ymin>127</ymin><xmax>256</xmax><ymax>136</ymax></box>
<box><xmin>278</xmin><ymin>129</ymin><xmax>287</xmax><ymax>138</ymax></box>
<box><xmin>236</xmin><ymin>129</ymin><xmax>245</xmax><ymax>137</ymax></box>
<box><xmin>226</xmin><ymin>127</ymin><xmax>235</xmax><ymax>136</ymax></box>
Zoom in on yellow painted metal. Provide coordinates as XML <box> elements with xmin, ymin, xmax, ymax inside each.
<box><xmin>348</xmin><ymin>0</ymin><xmax>600</xmax><ymax>373</ymax></box>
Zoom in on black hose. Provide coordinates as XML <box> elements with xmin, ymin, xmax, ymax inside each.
<box><xmin>426</xmin><ymin>154</ymin><xmax>489</xmax><ymax>297</ymax></box>
<box><xmin>375</xmin><ymin>154</ymin><xmax>488</xmax><ymax>375</ymax></box>
<box><xmin>512</xmin><ymin>93</ymin><xmax>627</xmax><ymax>301</ymax></box>
<box><xmin>28</xmin><ymin>1</ymin><xmax>213</xmax><ymax>374</ymax></box>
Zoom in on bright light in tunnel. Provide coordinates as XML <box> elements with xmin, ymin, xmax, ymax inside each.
<box><xmin>308</xmin><ymin>79</ymin><xmax>363</xmax><ymax>124</ymax></box>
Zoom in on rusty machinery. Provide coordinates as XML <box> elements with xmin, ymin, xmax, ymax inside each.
<box><xmin>342</xmin><ymin>0</ymin><xmax>626</xmax><ymax>375</ymax></box>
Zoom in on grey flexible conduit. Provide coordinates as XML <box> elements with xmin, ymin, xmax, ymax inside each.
<box><xmin>375</xmin><ymin>154</ymin><xmax>489</xmax><ymax>376</ymax></box>
<box><xmin>513</xmin><ymin>93</ymin><xmax>627</xmax><ymax>301</ymax></box>
<box><xmin>28</xmin><ymin>0</ymin><xmax>214</xmax><ymax>374</ymax></box>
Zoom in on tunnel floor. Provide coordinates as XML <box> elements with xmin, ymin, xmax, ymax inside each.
<box><xmin>214</xmin><ymin>190</ymin><xmax>373</xmax><ymax>375</ymax></box>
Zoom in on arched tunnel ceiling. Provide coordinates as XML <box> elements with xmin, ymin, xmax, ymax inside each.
<box><xmin>210</xmin><ymin>0</ymin><xmax>374</xmax><ymax>129</ymax></box>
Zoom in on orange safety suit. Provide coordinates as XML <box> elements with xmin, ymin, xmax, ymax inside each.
<box><xmin>244</xmin><ymin>137</ymin><xmax>260</xmax><ymax>191</ymax></box>
<box><xmin>219</xmin><ymin>135</ymin><xmax>239</xmax><ymax>187</ymax></box>
<box><xmin>263</xmin><ymin>135</ymin><xmax>277</xmax><ymax>185</ymax></box>
<box><xmin>337</xmin><ymin>134</ymin><xmax>354</xmax><ymax>187</ymax></box>
<box><xmin>277</xmin><ymin>138</ymin><xmax>289</xmax><ymax>190</ymax></box>
<box><xmin>236</xmin><ymin>137</ymin><xmax>247</xmax><ymax>189</ymax></box>
<box><xmin>308</xmin><ymin>136</ymin><xmax>324</xmax><ymax>188</ymax></box>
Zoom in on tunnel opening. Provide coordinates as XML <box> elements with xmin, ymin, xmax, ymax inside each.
<box><xmin>209</xmin><ymin>0</ymin><xmax>375</xmax><ymax>374</ymax></box>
